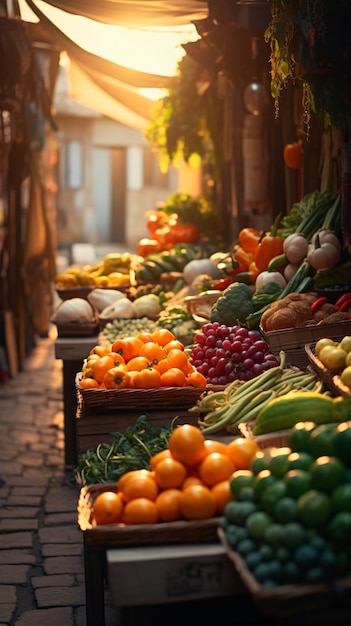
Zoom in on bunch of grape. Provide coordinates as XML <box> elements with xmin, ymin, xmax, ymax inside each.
<box><xmin>190</xmin><ymin>322</ymin><xmax>280</xmax><ymax>386</ymax></box>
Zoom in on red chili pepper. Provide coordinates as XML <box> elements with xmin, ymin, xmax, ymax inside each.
<box><xmin>212</xmin><ymin>277</ymin><xmax>233</xmax><ymax>291</ymax></box>
<box><xmin>338</xmin><ymin>297</ymin><xmax>351</xmax><ymax>312</ymax></box>
<box><xmin>335</xmin><ymin>292</ymin><xmax>351</xmax><ymax>308</ymax></box>
<box><xmin>311</xmin><ymin>296</ymin><xmax>328</xmax><ymax>313</ymax></box>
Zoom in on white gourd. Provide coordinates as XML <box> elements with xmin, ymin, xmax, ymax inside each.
<box><xmin>183</xmin><ymin>259</ymin><xmax>222</xmax><ymax>285</ymax></box>
<box><xmin>99</xmin><ymin>298</ymin><xmax>136</xmax><ymax>320</ymax></box>
<box><xmin>88</xmin><ymin>288</ymin><xmax>126</xmax><ymax>312</ymax></box>
<box><xmin>55</xmin><ymin>298</ymin><xmax>94</xmax><ymax>323</ymax></box>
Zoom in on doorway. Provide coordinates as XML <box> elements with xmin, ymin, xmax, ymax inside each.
<box><xmin>91</xmin><ymin>146</ymin><xmax>126</xmax><ymax>244</ymax></box>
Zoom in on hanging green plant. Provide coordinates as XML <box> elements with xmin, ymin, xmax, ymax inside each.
<box><xmin>265</xmin><ymin>0</ymin><xmax>350</xmax><ymax>133</ymax></box>
<box><xmin>145</xmin><ymin>54</ymin><xmax>224</xmax><ymax>175</ymax></box>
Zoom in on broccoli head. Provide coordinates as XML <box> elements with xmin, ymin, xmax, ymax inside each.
<box><xmin>210</xmin><ymin>282</ymin><xmax>254</xmax><ymax>325</ymax></box>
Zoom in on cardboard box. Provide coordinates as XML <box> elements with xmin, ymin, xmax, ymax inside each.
<box><xmin>107</xmin><ymin>543</ymin><xmax>241</xmax><ymax>606</ymax></box>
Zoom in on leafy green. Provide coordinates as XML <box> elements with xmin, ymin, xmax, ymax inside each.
<box><xmin>72</xmin><ymin>415</ymin><xmax>177</xmax><ymax>486</ymax></box>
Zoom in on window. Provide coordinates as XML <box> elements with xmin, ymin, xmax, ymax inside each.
<box><xmin>60</xmin><ymin>140</ymin><xmax>83</xmax><ymax>189</ymax></box>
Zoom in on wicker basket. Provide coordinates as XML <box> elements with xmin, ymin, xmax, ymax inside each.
<box><xmin>305</xmin><ymin>344</ymin><xmax>351</xmax><ymax>398</ymax></box>
<box><xmin>75</xmin><ymin>373</ymin><xmax>206</xmax><ymax>411</ymax></box>
<box><xmin>78</xmin><ymin>483</ymin><xmax>222</xmax><ymax>545</ymax></box>
<box><xmin>261</xmin><ymin>320</ymin><xmax>351</xmax><ymax>352</ymax></box>
<box><xmin>238</xmin><ymin>421</ymin><xmax>291</xmax><ymax>449</ymax></box>
<box><xmin>218</xmin><ymin>528</ymin><xmax>351</xmax><ymax>616</ymax></box>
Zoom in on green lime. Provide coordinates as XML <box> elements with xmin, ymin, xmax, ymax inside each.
<box><xmin>253</xmin><ymin>562</ymin><xmax>273</xmax><ymax>583</ymax></box>
<box><xmin>266</xmin><ymin>447</ymin><xmax>291</xmax><ymax>477</ymax></box>
<box><xmin>237</xmin><ymin>485</ymin><xmax>257</xmax><ymax>502</ymax></box>
<box><xmin>224</xmin><ymin>523</ymin><xmax>248</xmax><ymax>548</ymax></box>
<box><xmin>224</xmin><ymin>500</ymin><xmax>257</xmax><ymax>525</ymax></box>
<box><xmin>319</xmin><ymin>547</ymin><xmax>339</xmax><ymax>578</ymax></box>
<box><xmin>304</xmin><ymin>567</ymin><xmax>324</xmax><ymax>583</ymax></box>
<box><xmin>285</xmin><ymin>469</ymin><xmax>312</xmax><ymax>499</ymax></box>
<box><xmin>245</xmin><ymin>551</ymin><xmax>262</xmax><ymax>571</ymax></box>
<box><xmin>328</xmin><ymin>511</ymin><xmax>351</xmax><ymax>543</ymax></box>
<box><xmin>289</xmin><ymin>421</ymin><xmax>316</xmax><ymax>453</ymax></box>
<box><xmin>333</xmin><ymin>422</ymin><xmax>351</xmax><ymax>466</ymax></box>
<box><xmin>309</xmin><ymin>423</ymin><xmax>338</xmax><ymax>458</ymax></box>
<box><xmin>230</xmin><ymin>470</ymin><xmax>255</xmax><ymax>498</ymax></box>
<box><xmin>246</xmin><ymin>511</ymin><xmax>273</xmax><ymax>540</ymax></box>
<box><xmin>283</xmin><ymin>561</ymin><xmax>300</xmax><ymax>583</ymax></box>
<box><xmin>236</xmin><ymin>538</ymin><xmax>257</xmax><ymax>556</ymax></box>
<box><xmin>260</xmin><ymin>480</ymin><xmax>287</xmax><ymax>514</ymax></box>
<box><xmin>259</xmin><ymin>543</ymin><xmax>274</xmax><ymax>561</ymax></box>
<box><xmin>297</xmin><ymin>489</ymin><xmax>332</xmax><ymax>528</ymax></box>
<box><xmin>310</xmin><ymin>456</ymin><xmax>347</xmax><ymax>493</ymax></box>
<box><xmin>331</xmin><ymin>483</ymin><xmax>351</xmax><ymax>512</ymax></box>
<box><xmin>253</xmin><ymin>469</ymin><xmax>279</xmax><ymax>499</ymax></box>
<box><xmin>294</xmin><ymin>543</ymin><xmax>318</xmax><ymax>569</ymax></box>
<box><xmin>283</xmin><ymin>521</ymin><xmax>307</xmax><ymax>549</ymax></box>
<box><xmin>273</xmin><ymin>497</ymin><xmax>298</xmax><ymax>523</ymax></box>
<box><xmin>276</xmin><ymin>546</ymin><xmax>290</xmax><ymax>563</ymax></box>
<box><xmin>266</xmin><ymin>559</ymin><xmax>284</xmax><ymax>583</ymax></box>
<box><xmin>288</xmin><ymin>451</ymin><xmax>314</xmax><ymax>471</ymax></box>
<box><xmin>263</xmin><ymin>523</ymin><xmax>285</xmax><ymax>547</ymax></box>
<box><xmin>250</xmin><ymin>451</ymin><xmax>267</xmax><ymax>475</ymax></box>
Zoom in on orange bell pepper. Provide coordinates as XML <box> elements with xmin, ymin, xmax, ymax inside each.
<box><xmin>254</xmin><ymin>213</ymin><xmax>284</xmax><ymax>272</ymax></box>
<box><xmin>233</xmin><ymin>246</ymin><xmax>255</xmax><ymax>270</ymax></box>
<box><xmin>103</xmin><ymin>366</ymin><xmax>130</xmax><ymax>389</ymax></box>
<box><xmin>238</xmin><ymin>227</ymin><xmax>261</xmax><ymax>253</ymax></box>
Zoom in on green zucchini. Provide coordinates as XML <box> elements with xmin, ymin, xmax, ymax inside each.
<box><xmin>253</xmin><ymin>392</ymin><xmax>351</xmax><ymax>435</ymax></box>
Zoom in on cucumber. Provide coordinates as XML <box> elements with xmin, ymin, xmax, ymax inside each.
<box><xmin>267</xmin><ymin>253</ymin><xmax>289</xmax><ymax>271</ymax></box>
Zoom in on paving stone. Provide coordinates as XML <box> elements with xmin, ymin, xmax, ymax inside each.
<box><xmin>31</xmin><ymin>574</ymin><xmax>75</xmax><ymax>588</ymax></box>
<box><xmin>0</xmin><ymin>532</ymin><xmax>33</xmax><ymax>549</ymax></box>
<box><xmin>43</xmin><ymin>556</ymin><xmax>84</xmax><ymax>576</ymax></box>
<box><xmin>0</xmin><ymin>565</ymin><xmax>29</xmax><ymax>584</ymax></box>
<box><xmin>39</xmin><ymin>526</ymin><xmax>81</xmax><ymax>544</ymax></box>
<box><xmin>0</xmin><ymin>585</ymin><xmax>16</xmax><ymax>602</ymax></box>
<box><xmin>0</xmin><ymin>550</ymin><xmax>36</xmax><ymax>565</ymax></box>
<box><xmin>44</xmin><ymin>512</ymin><xmax>78</xmax><ymax>525</ymax></box>
<box><xmin>35</xmin><ymin>585</ymin><xmax>85</xmax><ymax>608</ymax></box>
<box><xmin>0</xmin><ymin>519</ymin><xmax>38</xmax><ymax>532</ymax></box>
<box><xmin>0</xmin><ymin>508</ymin><xmax>39</xmax><ymax>518</ymax></box>
<box><xmin>41</xmin><ymin>543</ymin><xmax>83</xmax><ymax>557</ymax></box>
<box><xmin>0</xmin><ymin>603</ymin><xmax>15</xmax><ymax>623</ymax></box>
<box><xmin>6</xmin><ymin>496</ymin><xmax>42</xmax><ymax>507</ymax></box>
<box><xmin>15</xmin><ymin>607</ymin><xmax>74</xmax><ymax>625</ymax></box>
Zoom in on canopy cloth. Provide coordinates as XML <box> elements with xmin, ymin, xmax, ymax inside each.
<box><xmin>23</xmin><ymin>0</ymin><xmax>209</xmax><ymax>128</ymax></box>
<box><xmin>26</xmin><ymin>0</ymin><xmax>209</xmax><ymax>28</ymax></box>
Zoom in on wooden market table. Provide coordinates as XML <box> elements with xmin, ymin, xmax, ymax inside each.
<box><xmin>54</xmin><ymin>335</ymin><xmax>98</xmax><ymax>467</ymax></box>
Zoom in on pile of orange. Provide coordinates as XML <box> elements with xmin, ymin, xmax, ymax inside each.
<box><xmin>79</xmin><ymin>328</ymin><xmax>207</xmax><ymax>390</ymax></box>
<box><xmin>92</xmin><ymin>424</ymin><xmax>260</xmax><ymax>526</ymax></box>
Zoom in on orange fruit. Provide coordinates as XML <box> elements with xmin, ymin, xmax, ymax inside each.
<box><xmin>181</xmin><ymin>475</ymin><xmax>204</xmax><ymax>490</ymax></box>
<box><xmin>168</xmin><ymin>424</ymin><xmax>207</xmax><ymax>469</ymax></box>
<box><xmin>225</xmin><ymin>437</ymin><xmax>261</xmax><ymax>470</ymax></box>
<box><xmin>122</xmin><ymin>498</ymin><xmax>159</xmax><ymax>525</ymax></box>
<box><xmin>117</xmin><ymin>469</ymin><xmax>151</xmax><ymax>493</ymax></box>
<box><xmin>151</xmin><ymin>328</ymin><xmax>176</xmax><ymax>346</ymax></box>
<box><xmin>155</xmin><ymin>488</ymin><xmax>184</xmax><ymax>522</ymax></box>
<box><xmin>118</xmin><ymin>471</ymin><xmax>158</xmax><ymax>502</ymax></box>
<box><xmin>164</xmin><ymin>339</ymin><xmax>184</xmax><ymax>352</ymax></box>
<box><xmin>149</xmin><ymin>449</ymin><xmax>172</xmax><ymax>470</ymax></box>
<box><xmin>211</xmin><ymin>480</ymin><xmax>232</xmax><ymax>515</ymax></box>
<box><xmin>154</xmin><ymin>457</ymin><xmax>187</xmax><ymax>489</ymax></box>
<box><xmin>92</xmin><ymin>491</ymin><xmax>124</xmax><ymax>525</ymax></box>
<box><xmin>204</xmin><ymin>439</ymin><xmax>229</xmax><ymax>456</ymax></box>
<box><xmin>198</xmin><ymin>452</ymin><xmax>236</xmax><ymax>487</ymax></box>
<box><xmin>180</xmin><ymin>484</ymin><xmax>216</xmax><ymax>520</ymax></box>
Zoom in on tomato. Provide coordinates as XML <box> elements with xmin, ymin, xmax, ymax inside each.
<box><xmin>185</xmin><ymin>370</ymin><xmax>207</xmax><ymax>388</ymax></box>
<box><xmin>160</xmin><ymin>367</ymin><xmax>186</xmax><ymax>387</ymax></box>
<box><xmin>283</xmin><ymin>140</ymin><xmax>303</xmax><ymax>169</ymax></box>
<box><xmin>90</xmin><ymin>355</ymin><xmax>115</xmax><ymax>384</ymax></box>
<box><xmin>133</xmin><ymin>367</ymin><xmax>162</xmax><ymax>389</ymax></box>
<box><xmin>297</xmin><ymin>489</ymin><xmax>332</xmax><ymax>527</ymax></box>
<box><xmin>79</xmin><ymin>377</ymin><xmax>100</xmax><ymax>389</ymax></box>
<box><xmin>92</xmin><ymin>491</ymin><xmax>124</xmax><ymax>525</ymax></box>
<box><xmin>136</xmin><ymin>237</ymin><xmax>163</xmax><ymax>257</ymax></box>
<box><xmin>153</xmin><ymin>457</ymin><xmax>187</xmax><ymax>489</ymax></box>
<box><xmin>103</xmin><ymin>366</ymin><xmax>130</xmax><ymax>389</ymax></box>
<box><xmin>180</xmin><ymin>484</ymin><xmax>216</xmax><ymax>520</ymax></box>
<box><xmin>168</xmin><ymin>424</ymin><xmax>207</xmax><ymax>469</ymax></box>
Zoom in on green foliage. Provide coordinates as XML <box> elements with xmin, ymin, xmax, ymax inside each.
<box><xmin>160</xmin><ymin>192</ymin><xmax>221</xmax><ymax>239</ymax></box>
<box><xmin>146</xmin><ymin>55</ymin><xmax>223</xmax><ymax>174</ymax></box>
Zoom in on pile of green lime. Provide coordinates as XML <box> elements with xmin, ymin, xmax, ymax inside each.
<box><xmin>220</xmin><ymin>420</ymin><xmax>351</xmax><ymax>587</ymax></box>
